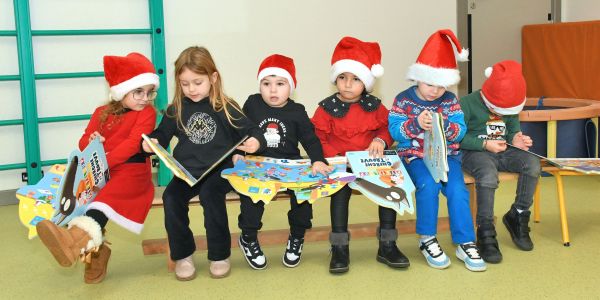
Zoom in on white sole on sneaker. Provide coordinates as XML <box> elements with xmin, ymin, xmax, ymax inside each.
<box><xmin>421</xmin><ymin>249</ymin><xmax>451</xmax><ymax>269</ymax></box>
<box><xmin>456</xmin><ymin>249</ymin><xmax>487</xmax><ymax>272</ymax></box>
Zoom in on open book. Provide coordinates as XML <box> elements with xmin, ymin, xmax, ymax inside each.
<box><xmin>142</xmin><ymin>134</ymin><xmax>248</xmax><ymax>186</ymax></box>
<box><xmin>16</xmin><ymin>138</ymin><xmax>109</xmax><ymax>238</ymax></box>
<box><xmin>423</xmin><ymin>112</ymin><xmax>448</xmax><ymax>182</ymax></box>
<box><xmin>507</xmin><ymin>143</ymin><xmax>600</xmax><ymax>175</ymax></box>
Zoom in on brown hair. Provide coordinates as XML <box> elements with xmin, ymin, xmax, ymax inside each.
<box><xmin>169</xmin><ymin>46</ymin><xmax>242</xmax><ymax>132</ymax></box>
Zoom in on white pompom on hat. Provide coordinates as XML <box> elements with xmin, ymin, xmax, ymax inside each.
<box><xmin>103</xmin><ymin>52</ymin><xmax>159</xmax><ymax>101</ymax></box>
<box><xmin>481</xmin><ymin>60</ymin><xmax>527</xmax><ymax>115</ymax></box>
<box><xmin>406</xmin><ymin>29</ymin><xmax>469</xmax><ymax>88</ymax></box>
<box><xmin>257</xmin><ymin>54</ymin><xmax>297</xmax><ymax>92</ymax></box>
<box><xmin>330</xmin><ymin>36</ymin><xmax>384</xmax><ymax>92</ymax></box>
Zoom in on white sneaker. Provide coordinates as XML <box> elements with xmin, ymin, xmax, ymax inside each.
<box><xmin>175</xmin><ymin>255</ymin><xmax>196</xmax><ymax>281</ymax></box>
<box><xmin>456</xmin><ymin>242</ymin><xmax>487</xmax><ymax>272</ymax></box>
<box><xmin>419</xmin><ymin>236</ymin><xmax>450</xmax><ymax>269</ymax></box>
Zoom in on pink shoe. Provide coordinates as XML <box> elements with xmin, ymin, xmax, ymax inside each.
<box><xmin>209</xmin><ymin>259</ymin><xmax>230</xmax><ymax>278</ymax></box>
<box><xmin>175</xmin><ymin>255</ymin><xmax>196</xmax><ymax>281</ymax></box>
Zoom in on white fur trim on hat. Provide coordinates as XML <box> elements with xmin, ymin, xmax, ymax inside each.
<box><xmin>330</xmin><ymin>59</ymin><xmax>375</xmax><ymax>92</ymax></box>
<box><xmin>406</xmin><ymin>62</ymin><xmax>461</xmax><ymax>88</ymax></box>
<box><xmin>257</xmin><ymin>67</ymin><xmax>295</xmax><ymax>92</ymax></box>
<box><xmin>110</xmin><ymin>72</ymin><xmax>160</xmax><ymax>101</ymax></box>
<box><xmin>480</xmin><ymin>90</ymin><xmax>526</xmax><ymax>115</ymax></box>
<box><xmin>484</xmin><ymin>66</ymin><xmax>493</xmax><ymax>78</ymax></box>
<box><xmin>68</xmin><ymin>215</ymin><xmax>103</xmax><ymax>251</ymax></box>
<box><xmin>456</xmin><ymin>48</ymin><xmax>470</xmax><ymax>62</ymax></box>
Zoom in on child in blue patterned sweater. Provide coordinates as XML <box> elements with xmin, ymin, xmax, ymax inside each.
<box><xmin>389</xmin><ymin>29</ymin><xmax>486</xmax><ymax>272</ymax></box>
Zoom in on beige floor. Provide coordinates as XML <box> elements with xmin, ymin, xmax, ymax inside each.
<box><xmin>2</xmin><ymin>175</ymin><xmax>599</xmax><ymax>299</ymax></box>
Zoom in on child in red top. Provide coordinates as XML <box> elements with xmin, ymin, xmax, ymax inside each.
<box><xmin>312</xmin><ymin>36</ymin><xmax>409</xmax><ymax>274</ymax></box>
<box><xmin>36</xmin><ymin>52</ymin><xmax>159</xmax><ymax>284</ymax></box>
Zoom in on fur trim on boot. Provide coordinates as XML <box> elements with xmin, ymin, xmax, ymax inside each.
<box><xmin>36</xmin><ymin>216</ymin><xmax>103</xmax><ymax>267</ymax></box>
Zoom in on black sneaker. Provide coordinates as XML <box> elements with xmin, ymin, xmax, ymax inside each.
<box><xmin>502</xmin><ymin>206</ymin><xmax>534</xmax><ymax>251</ymax></box>
<box><xmin>238</xmin><ymin>235</ymin><xmax>267</xmax><ymax>270</ymax></box>
<box><xmin>476</xmin><ymin>223</ymin><xmax>503</xmax><ymax>263</ymax></box>
<box><xmin>282</xmin><ymin>235</ymin><xmax>304</xmax><ymax>268</ymax></box>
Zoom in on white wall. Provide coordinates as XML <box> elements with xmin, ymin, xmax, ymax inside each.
<box><xmin>562</xmin><ymin>0</ymin><xmax>600</xmax><ymax>22</ymax></box>
<box><xmin>0</xmin><ymin>0</ymin><xmax>457</xmax><ymax>190</ymax></box>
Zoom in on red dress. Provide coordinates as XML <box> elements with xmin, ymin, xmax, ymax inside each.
<box><xmin>79</xmin><ymin>105</ymin><xmax>156</xmax><ymax>234</ymax></box>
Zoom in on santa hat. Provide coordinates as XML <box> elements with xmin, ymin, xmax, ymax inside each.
<box><xmin>103</xmin><ymin>52</ymin><xmax>159</xmax><ymax>101</ymax></box>
<box><xmin>267</xmin><ymin>123</ymin><xmax>278</xmax><ymax>130</ymax></box>
<box><xmin>406</xmin><ymin>29</ymin><xmax>469</xmax><ymax>87</ymax></box>
<box><xmin>330</xmin><ymin>36</ymin><xmax>384</xmax><ymax>92</ymax></box>
<box><xmin>480</xmin><ymin>60</ymin><xmax>527</xmax><ymax>115</ymax></box>
<box><xmin>257</xmin><ymin>54</ymin><xmax>297</xmax><ymax>92</ymax></box>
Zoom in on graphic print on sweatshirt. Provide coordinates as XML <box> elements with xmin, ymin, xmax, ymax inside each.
<box><xmin>479</xmin><ymin>115</ymin><xmax>506</xmax><ymax>141</ymax></box>
<box><xmin>258</xmin><ymin>118</ymin><xmax>286</xmax><ymax>148</ymax></box>
<box><xmin>186</xmin><ymin>112</ymin><xmax>217</xmax><ymax>144</ymax></box>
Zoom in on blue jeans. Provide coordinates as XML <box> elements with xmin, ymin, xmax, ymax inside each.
<box><xmin>462</xmin><ymin>147</ymin><xmax>541</xmax><ymax>225</ymax></box>
<box><xmin>404</xmin><ymin>155</ymin><xmax>475</xmax><ymax>244</ymax></box>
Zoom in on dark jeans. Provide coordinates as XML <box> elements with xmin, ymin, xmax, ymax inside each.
<box><xmin>162</xmin><ymin>168</ymin><xmax>233</xmax><ymax>261</ymax></box>
<box><xmin>462</xmin><ymin>147</ymin><xmax>541</xmax><ymax>225</ymax></box>
<box><xmin>330</xmin><ymin>184</ymin><xmax>397</xmax><ymax>233</ymax></box>
<box><xmin>238</xmin><ymin>189</ymin><xmax>312</xmax><ymax>239</ymax></box>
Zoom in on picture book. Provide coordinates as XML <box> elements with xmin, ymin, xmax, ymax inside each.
<box><xmin>221</xmin><ymin>155</ymin><xmax>354</xmax><ymax>204</ymax></box>
<box><xmin>346</xmin><ymin>150</ymin><xmax>415</xmax><ymax>215</ymax></box>
<box><xmin>142</xmin><ymin>134</ymin><xmax>248</xmax><ymax>187</ymax></box>
<box><xmin>507</xmin><ymin>143</ymin><xmax>600</xmax><ymax>175</ymax></box>
<box><xmin>423</xmin><ymin>112</ymin><xmax>448</xmax><ymax>183</ymax></box>
<box><xmin>16</xmin><ymin>138</ymin><xmax>109</xmax><ymax>238</ymax></box>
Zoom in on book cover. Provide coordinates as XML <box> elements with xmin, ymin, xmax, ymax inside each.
<box><xmin>221</xmin><ymin>156</ymin><xmax>354</xmax><ymax>204</ymax></box>
<box><xmin>346</xmin><ymin>150</ymin><xmax>415</xmax><ymax>215</ymax></box>
<box><xmin>423</xmin><ymin>112</ymin><xmax>448</xmax><ymax>183</ymax></box>
<box><xmin>16</xmin><ymin>138</ymin><xmax>109</xmax><ymax>238</ymax></box>
<box><xmin>142</xmin><ymin>134</ymin><xmax>247</xmax><ymax>187</ymax></box>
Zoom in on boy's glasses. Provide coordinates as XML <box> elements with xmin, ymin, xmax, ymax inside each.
<box><xmin>132</xmin><ymin>89</ymin><xmax>157</xmax><ymax>101</ymax></box>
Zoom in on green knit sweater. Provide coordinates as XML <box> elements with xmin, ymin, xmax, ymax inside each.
<box><xmin>459</xmin><ymin>90</ymin><xmax>521</xmax><ymax>151</ymax></box>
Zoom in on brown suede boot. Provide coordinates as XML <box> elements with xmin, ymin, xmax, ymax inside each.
<box><xmin>84</xmin><ymin>244</ymin><xmax>111</xmax><ymax>284</ymax></box>
<box><xmin>36</xmin><ymin>216</ymin><xmax>103</xmax><ymax>267</ymax></box>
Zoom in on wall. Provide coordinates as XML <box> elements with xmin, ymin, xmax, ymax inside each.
<box><xmin>0</xmin><ymin>0</ymin><xmax>457</xmax><ymax>190</ymax></box>
<box><xmin>562</xmin><ymin>0</ymin><xmax>600</xmax><ymax>22</ymax></box>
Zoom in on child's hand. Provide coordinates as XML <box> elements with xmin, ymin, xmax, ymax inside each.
<box><xmin>367</xmin><ymin>138</ymin><xmax>385</xmax><ymax>158</ymax></box>
<box><xmin>417</xmin><ymin>110</ymin><xmax>433</xmax><ymax>131</ymax></box>
<box><xmin>311</xmin><ymin>161</ymin><xmax>334</xmax><ymax>176</ymax></box>
<box><xmin>485</xmin><ymin>140</ymin><xmax>507</xmax><ymax>153</ymax></box>
<box><xmin>89</xmin><ymin>131</ymin><xmax>105</xmax><ymax>143</ymax></box>
<box><xmin>232</xmin><ymin>154</ymin><xmax>245</xmax><ymax>164</ymax></box>
<box><xmin>237</xmin><ymin>137</ymin><xmax>260</xmax><ymax>153</ymax></box>
<box><xmin>512</xmin><ymin>132</ymin><xmax>533</xmax><ymax>151</ymax></box>
<box><xmin>142</xmin><ymin>138</ymin><xmax>158</xmax><ymax>153</ymax></box>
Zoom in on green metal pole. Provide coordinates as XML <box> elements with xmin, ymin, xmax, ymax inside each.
<box><xmin>149</xmin><ymin>0</ymin><xmax>172</xmax><ymax>186</ymax></box>
<box><xmin>14</xmin><ymin>0</ymin><xmax>42</xmax><ymax>184</ymax></box>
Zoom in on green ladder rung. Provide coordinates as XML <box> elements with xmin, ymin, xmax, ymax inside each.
<box><xmin>0</xmin><ymin>114</ymin><xmax>91</xmax><ymax>127</ymax></box>
<box><xmin>0</xmin><ymin>162</ymin><xmax>27</xmax><ymax>171</ymax></box>
<box><xmin>0</xmin><ymin>74</ymin><xmax>20</xmax><ymax>81</ymax></box>
<box><xmin>0</xmin><ymin>158</ymin><xmax>68</xmax><ymax>171</ymax></box>
<box><xmin>0</xmin><ymin>30</ymin><xmax>16</xmax><ymax>36</ymax></box>
<box><xmin>0</xmin><ymin>72</ymin><xmax>104</xmax><ymax>82</ymax></box>
<box><xmin>32</xmin><ymin>29</ymin><xmax>152</xmax><ymax>36</ymax></box>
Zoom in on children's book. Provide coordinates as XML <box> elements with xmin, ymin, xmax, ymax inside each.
<box><xmin>507</xmin><ymin>143</ymin><xmax>600</xmax><ymax>175</ymax></box>
<box><xmin>346</xmin><ymin>150</ymin><xmax>415</xmax><ymax>215</ymax></box>
<box><xmin>423</xmin><ymin>112</ymin><xmax>448</xmax><ymax>182</ymax></box>
<box><xmin>142</xmin><ymin>134</ymin><xmax>248</xmax><ymax>187</ymax></box>
<box><xmin>221</xmin><ymin>155</ymin><xmax>354</xmax><ymax>204</ymax></box>
<box><xmin>16</xmin><ymin>138</ymin><xmax>109</xmax><ymax>238</ymax></box>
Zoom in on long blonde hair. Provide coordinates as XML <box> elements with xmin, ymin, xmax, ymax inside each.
<box><xmin>168</xmin><ymin>46</ymin><xmax>242</xmax><ymax>131</ymax></box>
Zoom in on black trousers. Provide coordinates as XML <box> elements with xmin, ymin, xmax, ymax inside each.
<box><xmin>238</xmin><ymin>189</ymin><xmax>313</xmax><ymax>239</ymax></box>
<box><xmin>330</xmin><ymin>185</ymin><xmax>397</xmax><ymax>233</ymax></box>
<box><xmin>162</xmin><ymin>167</ymin><xmax>233</xmax><ymax>261</ymax></box>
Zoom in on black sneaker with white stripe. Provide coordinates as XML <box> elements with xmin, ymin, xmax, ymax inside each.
<box><xmin>282</xmin><ymin>235</ymin><xmax>304</xmax><ymax>268</ymax></box>
<box><xmin>238</xmin><ymin>235</ymin><xmax>267</xmax><ymax>270</ymax></box>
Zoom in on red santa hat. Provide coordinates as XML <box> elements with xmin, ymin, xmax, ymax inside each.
<box><xmin>330</xmin><ymin>36</ymin><xmax>384</xmax><ymax>92</ymax></box>
<box><xmin>406</xmin><ymin>29</ymin><xmax>469</xmax><ymax>87</ymax></box>
<box><xmin>480</xmin><ymin>60</ymin><xmax>527</xmax><ymax>115</ymax></box>
<box><xmin>266</xmin><ymin>123</ymin><xmax>278</xmax><ymax>130</ymax></box>
<box><xmin>103</xmin><ymin>52</ymin><xmax>159</xmax><ymax>101</ymax></box>
<box><xmin>257</xmin><ymin>54</ymin><xmax>297</xmax><ymax>92</ymax></box>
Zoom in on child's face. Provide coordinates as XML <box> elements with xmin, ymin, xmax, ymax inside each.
<box><xmin>415</xmin><ymin>82</ymin><xmax>446</xmax><ymax>101</ymax></box>
<box><xmin>335</xmin><ymin>72</ymin><xmax>365</xmax><ymax>102</ymax></box>
<box><xmin>259</xmin><ymin>75</ymin><xmax>290</xmax><ymax>108</ymax></box>
<box><xmin>179</xmin><ymin>68</ymin><xmax>215</xmax><ymax>102</ymax></box>
<box><xmin>121</xmin><ymin>84</ymin><xmax>156</xmax><ymax>111</ymax></box>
